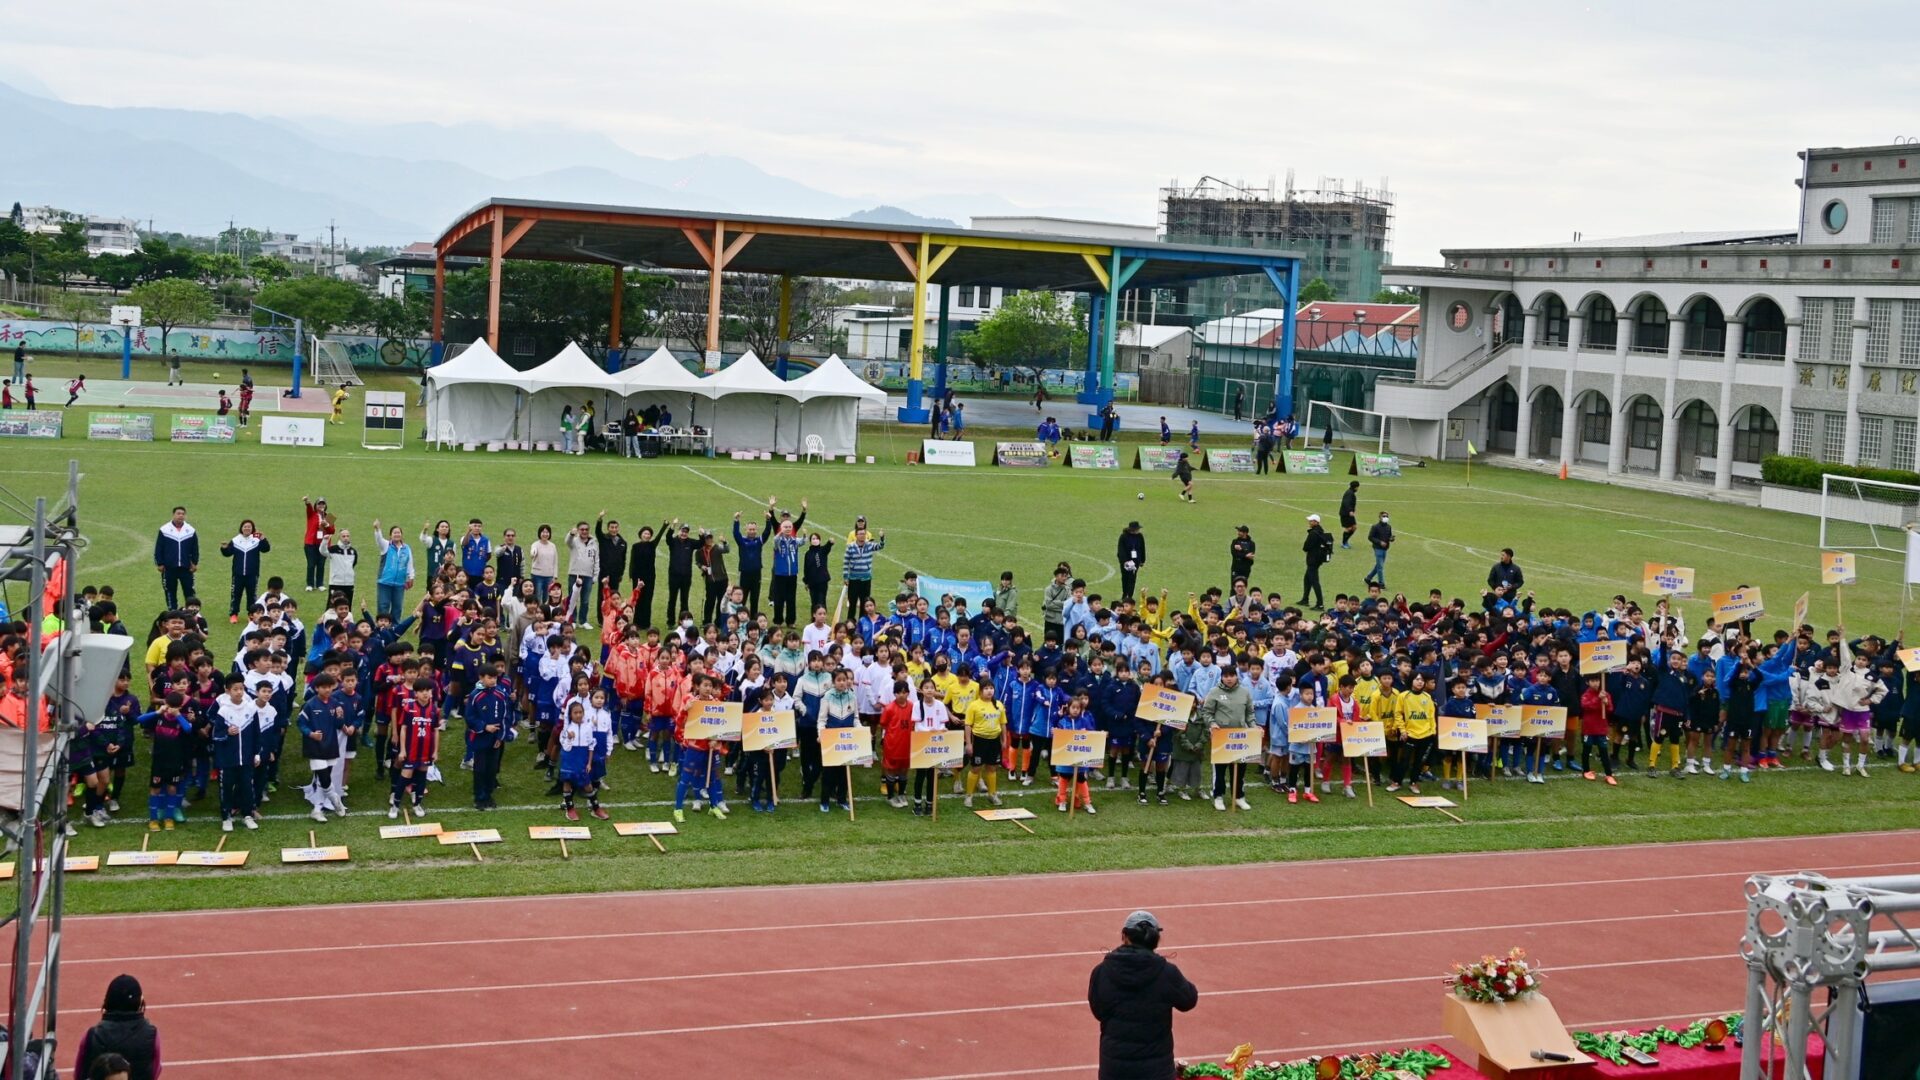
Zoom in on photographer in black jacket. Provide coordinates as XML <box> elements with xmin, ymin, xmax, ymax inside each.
<box><xmin>1088</xmin><ymin>911</ymin><xmax>1198</xmax><ymax>1080</ymax></box>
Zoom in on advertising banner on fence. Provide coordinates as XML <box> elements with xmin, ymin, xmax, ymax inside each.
<box><xmin>1282</xmin><ymin>449</ymin><xmax>1331</xmax><ymax>474</ymax></box>
<box><xmin>1642</xmin><ymin>563</ymin><xmax>1696</xmax><ymax>598</ymax></box>
<box><xmin>919</xmin><ymin>439</ymin><xmax>976</xmax><ymax>466</ymax></box>
<box><xmin>1068</xmin><ymin>444</ymin><xmax>1120</xmax><ymax>469</ymax></box>
<box><xmin>1355</xmin><ymin>452</ymin><xmax>1400</xmax><ymax>477</ymax></box>
<box><xmin>170</xmin><ymin>414</ymin><xmax>236</xmax><ymax>444</ymax></box>
<box><xmin>1203</xmin><ymin>448</ymin><xmax>1255</xmax><ymax>473</ymax></box>
<box><xmin>993</xmin><ymin>441</ymin><xmax>1049</xmax><ymax>467</ymax></box>
<box><xmin>261</xmin><ymin>416</ymin><xmax>325</xmax><ymax>447</ymax></box>
<box><xmin>87</xmin><ymin>412</ymin><xmax>154</xmax><ymax>441</ymax></box>
<box><xmin>1135</xmin><ymin>446</ymin><xmax>1182</xmax><ymax>471</ymax></box>
<box><xmin>0</xmin><ymin>411</ymin><xmax>62</xmax><ymax>439</ymax></box>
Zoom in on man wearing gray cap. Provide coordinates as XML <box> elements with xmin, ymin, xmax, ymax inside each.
<box><xmin>1088</xmin><ymin>910</ymin><xmax>1198</xmax><ymax>1079</ymax></box>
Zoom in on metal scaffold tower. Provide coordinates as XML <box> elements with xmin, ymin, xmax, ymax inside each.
<box><xmin>0</xmin><ymin>462</ymin><xmax>124</xmax><ymax>1080</ymax></box>
<box><xmin>1741</xmin><ymin>870</ymin><xmax>1920</xmax><ymax>1080</ymax></box>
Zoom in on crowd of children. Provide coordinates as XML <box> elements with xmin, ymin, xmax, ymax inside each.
<box><xmin>13</xmin><ymin>492</ymin><xmax>1920</xmax><ymax>840</ymax></box>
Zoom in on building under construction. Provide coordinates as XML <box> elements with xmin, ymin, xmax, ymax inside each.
<box><xmin>1160</xmin><ymin>174</ymin><xmax>1393</xmax><ymax>314</ymax></box>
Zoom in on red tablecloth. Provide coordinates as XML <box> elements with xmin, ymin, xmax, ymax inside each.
<box><xmin>1423</xmin><ymin>1034</ymin><xmax>1823</xmax><ymax>1080</ymax></box>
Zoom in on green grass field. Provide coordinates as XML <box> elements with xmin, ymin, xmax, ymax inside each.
<box><xmin>6</xmin><ymin>378</ymin><xmax>1918</xmax><ymax>914</ymax></box>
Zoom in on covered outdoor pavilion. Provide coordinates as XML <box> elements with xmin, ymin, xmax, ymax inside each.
<box><xmin>430</xmin><ymin>198</ymin><xmax>1306</xmax><ymax>422</ymax></box>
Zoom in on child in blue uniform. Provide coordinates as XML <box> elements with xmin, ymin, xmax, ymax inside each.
<box><xmin>139</xmin><ymin>692</ymin><xmax>191</xmax><ymax>831</ymax></box>
<box><xmin>557</xmin><ymin>700</ymin><xmax>605</xmax><ymax>821</ymax></box>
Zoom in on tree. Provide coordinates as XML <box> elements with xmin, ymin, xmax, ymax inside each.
<box><xmin>49</xmin><ymin>221</ymin><xmax>89</xmax><ymax>284</ymax></box>
<box><xmin>1297</xmin><ymin>276</ymin><xmax>1337</xmax><ymax>304</ymax></box>
<box><xmin>1371</xmin><ymin>287</ymin><xmax>1419</xmax><ymax>305</ymax></box>
<box><xmin>128</xmin><ymin>278</ymin><xmax>218</xmax><ymax>356</ymax></box>
<box><xmin>954</xmin><ymin>290</ymin><xmax>1086</xmax><ymax>382</ymax></box>
<box><xmin>131</xmin><ymin>237</ymin><xmax>200</xmax><ymax>282</ymax></box>
<box><xmin>658</xmin><ymin>273</ymin><xmax>841</xmax><ymax>361</ymax></box>
<box><xmin>90</xmin><ymin>253</ymin><xmax>140</xmax><ymax>292</ymax></box>
<box><xmin>254</xmin><ymin>277</ymin><xmax>368</xmax><ymax>339</ymax></box>
<box><xmin>45</xmin><ymin>292</ymin><xmax>104</xmax><ymax>357</ymax></box>
<box><xmin>365</xmin><ymin>291</ymin><xmax>430</xmax><ymax>368</ymax></box>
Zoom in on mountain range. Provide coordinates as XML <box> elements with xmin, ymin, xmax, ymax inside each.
<box><xmin>0</xmin><ymin>82</ymin><xmax>1113</xmax><ymax>246</ymax></box>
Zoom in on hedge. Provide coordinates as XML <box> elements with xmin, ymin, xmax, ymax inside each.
<box><xmin>1761</xmin><ymin>454</ymin><xmax>1920</xmax><ymax>492</ymax></box>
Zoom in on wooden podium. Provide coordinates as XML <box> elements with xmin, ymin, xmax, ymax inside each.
<box><xmin>1442</xmin><ymin>994</ymin><xmax>1595</xmax><ymax>1080</ymax></box>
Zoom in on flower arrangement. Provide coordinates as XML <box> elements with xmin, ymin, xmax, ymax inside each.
<box><xmin>1444</xmin><ymin>947</ymin><xmax>1540</xmax><ymax>1003</ymax></box>
<box><xmin>1572</xmin><ymin>1015</ymin><xmax>1743</xmax><ymax>1066</ymax></box>
<box><xmin>1177</xmin><ymin>1048</ymin><xmax>1451</xmax><ymax>1079</ymax></box>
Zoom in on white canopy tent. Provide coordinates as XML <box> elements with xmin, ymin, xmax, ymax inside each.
<box><xmin>523</xmin><ymin>342</ymin><xmax>624</xmax><ymax>445</ymax></box>
<box><xmin>787</xmin><ymin>354</ymin><xmax>887</xmax><ymax>458</ymax></box>
<box><xmin>423</xmin><ymin>339</ymin><xmax>535</xmax><ymax>447</ymax></box>
<box><xmin>616</xmin><ymin>346</ymin><xmax>717</xmax><ymax>430</ymax></box>
<box><xmin>703</xmin><ymin>351</ymin><xmax>803</xmax><ymax>454</ymax></box>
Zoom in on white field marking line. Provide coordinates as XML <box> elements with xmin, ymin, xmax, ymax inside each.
<box><xmin>66</xmin><ymin>907</ymin><xmax>1741</xmax><ymax>1017</ymax></box>
<box><xmin>68</xmin><ymin>856</ymin><xmax>1908</xmax><ymax>966</ymax></box>
<box><xmin>66</xmin><ymin>827</ymin><xmax>1920</xmax><ymax>922</ymax></box>
<box><xmin>70</xmin><ymin>795</ymin><xmax>1911</xmax><ymax>893</ymax></box>
<box><xmin>906</xmin><ymin>1008</ymin><xmax>1739</xmax><ymax>1080</ymax></box>
<box><xmin>161</xmin><ymin>952</ymin><xmax>1733</xmax><ymax>1069</ymax></box>
<box><xmin>1619</xmin><ymin>528</ymin><xmax>1868</xmax><ymax>574</ymax></box>
<box><xmin>681</xmin><ymin>464</ymin><xmax>1118</xmax><ymax>589</ymax></box>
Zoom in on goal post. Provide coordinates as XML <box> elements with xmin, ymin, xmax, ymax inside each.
<box><xmin>1819</xmin><ymin>473</ymin><xmax>1920</xmax><ymax>552</ymax></box>
<box><xmin>309</xmin><ymin>336</ymin><xmax>363</xmax><ymax>388</ymax></box>
<box><xmin>1304</xmin><ymin>400</ymin><xmax>1390</xmax><ymax>454</ymax></box>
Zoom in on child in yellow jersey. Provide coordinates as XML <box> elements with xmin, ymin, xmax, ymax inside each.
<box><xmin>961</xmin><ymin>681</ymin><xmax>1007</xmax><ymax>807</ymax></box>
<box><xmin>943</xmin><ymin>668</ymin><xmax>979</xmax><ymax>793</ymax></box>
<box><xmin>1386</xmin><ymin>672</ymin><xmax>1437</xmax><ymax>794</ymax></box>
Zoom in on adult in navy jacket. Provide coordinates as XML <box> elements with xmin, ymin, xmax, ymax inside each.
<box><xmin>154</xmin><ymin>506</ymin><xmax>200</xmax><ymax>609</ymax></box>
<box><xmin>1088</xmin><ymin>911</ymin><xmax>1197</xmax><ymax>1080</ymax></box>
<box><xmin>1116</xmin><ymin>523</ymin><xmax>1147</xmax><ymax>602</ymax></box>
<box><xmin>219</xmin><ymin>520</ymin><xmax>271</xmax><ymax>622</ymax></box>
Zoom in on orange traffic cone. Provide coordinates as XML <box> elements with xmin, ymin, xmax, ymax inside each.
<box><xmin>1557</xmin><ymin>461</ymin><xmax>1569</xmax><ymax>481</ymax></box>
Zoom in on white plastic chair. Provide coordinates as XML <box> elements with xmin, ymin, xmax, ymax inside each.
<box><xmin>803</xmin><ymin>434</ymin><xmax>826</xmax><ymax>463</ymax></box>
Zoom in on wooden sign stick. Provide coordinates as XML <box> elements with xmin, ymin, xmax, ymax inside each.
<box><xmin>647</xmin><ymin>834</ymin><xmax>666</xmax><ymax>853</ymax></box>
<box><xmin>1231</xmin><ymin>763</ymin><xmax>1241</xmax><ymax>811</ymax></box>
<box><xmin>1836</xmin><ymin>584</ymin><xmax>1844</xmax><ymax>626</ymax></box>
<box><xmin>1068</xmin><ymin>767</ymin><xmax>1077</xmax><ymax>820</ymax></box>
<box><xmin>1532</xmin><ymin>735</ymin><xmax>1543</xmax><ymax>775</ymax></box>
<box><xmin>1362</xmin><ymin>756</ymin><xmax>1374</xmax><ymax>807</ymax></box>
<box><xmin>403</xmin><ymin>804</ymin><xmax>412</xmax><ymax>826</ymax></box>
<box><xmin>470</xmin><ymin>842</ymin><xmax>483</xmax><ymax>862</ymax></box>
<box><xmin>141</xmin><ymin>833</ymin><xmax>150</xmax><ymax>853</ymax></box>
<box><xmin>931</xmin><ymin>769</ymin><xmax>939</xmax><ymax>821</ymax></box>
<box><xmin>559</xmin><ymin>837</ymin><xmax>570</xmax><ymax>860</ymax></box>
<box><xmin>768</xmin><ymin>749</ymin><xmax>778</xmax><ymax>806</ymax></box>
<box><xmin>309</xmin><ymin>829</ymin><xmax>317</xmax><ymax>847</ymax></box>
<box><xmin>213</xmin><ymin>835</ymin><xmax>228</xmax><ymax>853</ymax></box>
<box><xmin>1437</xmin><ymin>806</ymin><xmax>1465</xmax><ymax>824</ymax></box>
<box><xmin>1013</xmin><ymin>819</ymin><xmax>1036</xmax><ymax>835</ymax></box>
<box><xmin>845</xmin><ymin>765</ymin><xmax>856</xmax><ymax>820</ymax></box>
<box><xmin>1461</xmin><ymin>750</ymin><xmax>1469</xmax><ymax>802</ymax></box>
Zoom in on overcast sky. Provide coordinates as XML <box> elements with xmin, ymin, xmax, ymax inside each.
<box><xmin>4</xmin><ymin>0</ymin><xmax>1916</xmax><ymax>263</ymax></box>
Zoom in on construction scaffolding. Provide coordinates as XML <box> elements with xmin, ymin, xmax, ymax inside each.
<box><xmin>1161</xmin><ymin>173</ymin><xmax>1394</xmax><ymax>312</ymax></box>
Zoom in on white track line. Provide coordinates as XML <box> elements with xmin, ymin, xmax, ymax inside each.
<box><xmin>66</xmin><ymin>829</ymin><xmax>1920</xmax><ymax>921</ymax></box>
<box><xmin>68</xmin><ymin>857</ymin><xmax>1913</xmax><ymax>965</ymax></box>
<box><xmin>904</xmin><ymin>1008</ymin><xmax>1738</xmax><ymax>1080</ymax></box>
<box><xmin>69</xmin><ymin>907</ymin><xmax>1740</xmax><ymax>1015</ymax></box>
<box><xmin>161</xmin><ymin>953</ymin><xmax>1734</xmax><ymax>1069</ymax></box>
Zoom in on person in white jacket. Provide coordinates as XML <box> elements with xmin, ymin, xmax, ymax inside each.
<box><xmin>325</xmin><ymin>529</ymin><xmax>359</xmax><ymax>609</ymax></box>
<box><xmin>1831</xmin><ymin>634</ymin><xmax>1888</xmax><ymax>776</ymax></box>
<box><xmin>564</xmin><ymin>518</ymin><xmax>601</xmax><ymax>628</ymax></box>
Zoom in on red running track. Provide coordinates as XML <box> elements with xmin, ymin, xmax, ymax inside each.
<box><xmin>40</xmin><ymin>830</ymin><xmax>1920</xmax><ymax>1079</ymax></box>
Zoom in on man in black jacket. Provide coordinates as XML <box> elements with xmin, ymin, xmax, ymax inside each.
<box><xmin>1338</xmin><ymin>480</ymin><xmax>1360</xmax><ymax>548</ymax></box>
<box><xmin>1364</xmin><ymin>511</ymin><xmax>1394</xmax><ymax>588</ymax></box>
<box><xmin>1116</xmin><ymin>522</ymin><xmax>1146</xmax><ymax>602</ymax></box>
<box><xmin>73</xmin><ymin>973</ymin><xmax>161</xmax><ymax>1080</ymax></box>
<box><xmin>1487</xmin><ymin>547</ymin><xmax>1525</xmax><ymax>592</ymax></box>
<box><xmin>1088</xmin><ymin>911</ymin><xmax>1197</xmax><ymax>1080</ymax></box>
<box><xmin>1228</xmin><ymin>526</ymin><xmax>1255</xmax><ymax>584</ymax></box>
<box><xmin>1299</xmin><ymin>514</ymin><xmax>1333</xmax><ymax>610</ymax></box>
<box><xmin>664</xmin><ymin>522</ymin><xmax>700</xmax><ymax>624</ymax></box>
<box><xmin>595</xmin><ymin>517</ymin><xmax>628</xmax><ymax>595</ymax></box>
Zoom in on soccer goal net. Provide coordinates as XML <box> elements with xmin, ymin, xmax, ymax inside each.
<box><xmin>1819</xmin><ymin>473</ymin><xmax>1920</xmax><ymax>552</ymax></box>
<box><xmin>310</xmin><ymin>336</ymin><xmax>363</xmax><ymax>388</ymax></box>
<box><xmin>1303</xmin><ymin>400</ymin><xmax>1390</xmax><ymax>454</ymax></box>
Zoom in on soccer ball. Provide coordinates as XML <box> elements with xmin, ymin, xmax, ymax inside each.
<box><xmin>1136</xmin><ymin>492</ymin><xmax>1145</xmax><ymax>500</ymax></box>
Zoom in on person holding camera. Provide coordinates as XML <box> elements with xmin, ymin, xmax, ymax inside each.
<box><xmin>1088</xmin><ymin>911</ymin><xmax>1198</xmax><ymax>1080</ymax></box>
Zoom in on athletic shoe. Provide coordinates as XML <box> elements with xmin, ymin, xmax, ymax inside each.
<box><xmin>989</xmin><ymin>794</ymin><xmax>1003</xmax><ymax>807</ymax></box>
<box><xmin>1056</xmin><ymin>801</ymin><xmax>1067</xmax><ymax>812</ymax></box>
<box><xmin>1408</xmin><ymin>783</ymin><xmax>1421</xmax><ymax>795</ymax></box>
<box><xmin>1287</xmin><ymin>790</ymin><xmax>1297</xmax><ymax>804</ymax></box>
<box><xmin>107</xmin><ymin>798</ymin><xmax>119</xmax><ymax>812</ymax></box>
<box><xmin>1343</xmin><ymin>785</ymin><xmax>1355</xmax><ymax>799</ymax></box>
<box><xmin>691</xmin><ymin>799</ymin><xmax>704</xmax><ymax>812</ymax></box>
<box><xmin>89</xmin><ymin>810</ymin><xmax>106</xmax><ymax>828</ymax></box>
<box><xmin>147</xmin><ymin>820</ymin><xmax>160</xmax><ymax>833</ymax></box>
<box><xmin>1304</xmin><ymin>789</ymin><xmax>1320</xmax><ymax>804</ymax></box>
<box><xmin>1551</xmin><ymin>758</ymin><xmax>1564</xmax><ymax>772</ymax></box>
<box><xmin>1158</xmin><ymin>794</ymin><xmax>1168</xmax><ymax>805</ymax></box>
<box><xmin>564</xmin><ymin>806</ymin><xmax>580</xmax><ymax>822</ymax></box>
<box><xmin>1022</xmin><ymin>774</ymin><xmax>1034</xmax><ymax>787</ymax></box>
<box><xmin>1858</xmin><ymin>763</ymin><xmax>1870</xmax><ymax>777</ymax></box>
<box><xmin>672</xmin><ymin>809</ymin><xmax>685</xmax><ymax>822</ymax></box>
<box><xmin>1718</xmin><ymin>766</ymin><xmax>1731</xmax><ymax>780</ymax></box>
<box><xmin>1138</xmin><ymin>794</ymin><xmax>1148</xmax><ymax>805</ymax></box>
<box><xmin>1684</xmin><ymin>761</ymin><xmax>1698</xmax><ymax>775</ymax></box>
<box><xmin>1820</xmin><ymin>757</ymin><xmax>1836</xmax><ymax>772</ymax></box>
<box><xmin>963</xmin><ymin>796</ymin><xmax>974</xmax><ymax>808</ymax></box>
<box><xmin>1582</xmin><ymin>771</ymin><xmax>1596</xmax><ymax>781</ymax></box>
<box><xmin>311</xmin><ymin>808</ymin><xmax>328</xmax><ymax>823</ymax></box>
<box><xmin>1670</xmin><ymin>767</ymin><xmax>1683</xmax><ymax>778</ymax></box>
<box><xmin>244</xmin><ymin>816</ymin><xmax>259</xmax><ymax>830</ymax></box>
<box><xmin>1319</xmin><ymin>781</ymin><xmax>1330</xmax><ymax>794</ymax></box>
<box><xmin>1384</xmin><ymin>783</ymin><xmax>1400</xmax><ymax>793</ymax></box>
<box><xmin>1740</xmin><ymin>768</ymin><xmax>1751</xmax><ymax>783</ymax></box>
<box><xmin>1605</xmin><ymin>775</ymin><xmax>1618</xmax><ymax>786</ymax></box>
<box><xmin>1843</xmin><ymin>764</ymin><xmax>1854</xmax><ymax>776</ymax></box>
<box><xmin>723</xmin><ymin>766</ymin><xmax>733</xmax><ymax>776</ymax></box>
<box><xmin>1234</xmin><ymin>797</ymin><xmax>1251</xmax><ymax>811</ymax></box>
<box><xmin>1528</xmin><ymin>774</ymin><xmax>1545</xmax><ymax>784</ymax></box>
<box><xmin>387</xmin><ymin>802</ymin><xmax>399</xmax><ymax>819</ymax></box>
<box><xmin>412</xmin><ymin>801</ymin><xmax>428</xmax><ymax>817</ymax></box>
<box><xmin>229</xmin><ymin>614</ymin><xmax>239</xmax><ymax>624</ymax></box>
<box><xmin>222</xmin><ymin>818</ymin><xmax>234</xmax><ymax>833</ymax></box>
<box><xmin>163</xmin><ymin>819</ymin><xmax>175</xmax><ymax>831</ymax></box>
<box><xmin>173</xmin><ymin>805</ymin><xmax>186</xmax><ymax>822</ymax></box>
<box><xmin>1213</xmin><ymin>797</ymin><xmax>1226</xmax><ymax>811</ymax></box>
<box><xmin>1901</xmin><ymin>764</ymin><xmax>1917</xmax><ymax>773</ymax></box>
<box><xmin>1179</xmin><ymin>789</ymin><xmax>1192</xmax><ymax>801</ymax></box>
<box><xmin>648</xmin><ymin>763</ymin><xmax>660</xmax><ymax>773</ymax></box>
<box><xmin>1083</xmin><ymin>804</ymin><xmax>1096</xmax><ymax>815</ymax></box>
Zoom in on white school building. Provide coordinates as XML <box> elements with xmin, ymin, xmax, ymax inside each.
<box><xmin>1378</xmin><ymin>142</ymin><xmax>1920</xmax><ymax>489</ymax></box>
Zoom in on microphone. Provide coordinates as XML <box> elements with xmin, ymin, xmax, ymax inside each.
<box><xmin>1531</xmin><ymin>1051</ymin><xmax>1573</xmax><ymax>1063</ymax></box>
